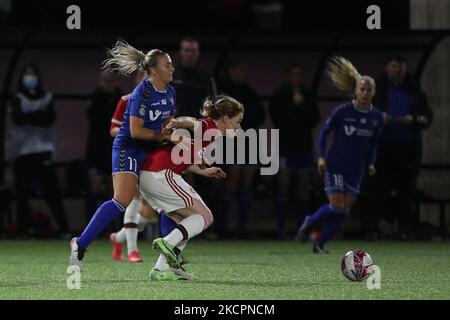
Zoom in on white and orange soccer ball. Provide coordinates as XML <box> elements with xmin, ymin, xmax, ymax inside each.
<box><xmin>341</xmin><ymin>250</ymin><xmax>374</xmax><ymax>282</ymax></box>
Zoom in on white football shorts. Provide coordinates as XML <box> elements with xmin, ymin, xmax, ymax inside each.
<box><xmin>139</xmin><ymin>169</ymin><xmax>204</xmax><ymax>214</ymax></box>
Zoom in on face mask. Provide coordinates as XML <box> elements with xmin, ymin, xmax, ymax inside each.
<box><xmin>22</xmin><ymin>75</ymin><xmax>38</xmax><ymax>90</ymax></box>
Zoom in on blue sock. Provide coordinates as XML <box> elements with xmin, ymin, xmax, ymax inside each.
<box><xmin>238</xmin><ymin>192</ymin><xmax>252</xmax><ymax>235</ymax></box>
<box><xmin>308</xmin><ymin>204</ymin><xmax>341</xmax><ymax>226</ymax></box>
<box><xmin>77</xmin><ymin>199</ymin><xmax>125</xmax><ymax>249</ymax></box>
<box><xmin>317</xmin><ymin>214</ymin><xmax>346</xmax><ymax>246</ymax></box>
<box><xmin>276</xmin><ymin>195</ymin><xmax>288</xmax><ymax>234</ymax></box>
<box><xmin>160</xmin><ymin>214</ymin><xmax>177</xmax><ymax>237</ymax></box>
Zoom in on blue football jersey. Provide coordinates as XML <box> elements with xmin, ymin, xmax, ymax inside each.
<box><xmin>114</xmin><ymin>78</ymin><xmax>175</xmax><ymax>152</ymax></box>
<box><xmin>318</xmin><ymin>101</ymin><xmax>384</xmax><ymax>175</ymax></box>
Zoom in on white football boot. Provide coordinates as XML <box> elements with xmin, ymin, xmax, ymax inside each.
<box><xmin>69</xmin><ymin>238</ymin><xmax>84</xmax><ymax>272</ymax></box>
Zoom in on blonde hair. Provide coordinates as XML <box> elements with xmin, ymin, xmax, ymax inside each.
<box><xmin>201</xmin><ymin>95</ymin><xmax>244</xmax><ymax>120</ymax></box>
<box><xmin>327</xmin><ymin>56</ymin><xmax>376</xmax><ymax>96</ymax></box>
<box><xmin>102</xmin><ymin>39</ymin><xmax>166</xmax><ymax>76</ymax></box>
<box><xmin>327</xmin><ymin>56</ymin><xmax>362</xmax><ymax>95</ymax></box>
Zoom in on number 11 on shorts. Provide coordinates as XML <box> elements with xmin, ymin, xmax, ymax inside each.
<box><xmin>128</xmin><ymin>157</ymin><xmax>137</xmax><ymax>173</ymax></box>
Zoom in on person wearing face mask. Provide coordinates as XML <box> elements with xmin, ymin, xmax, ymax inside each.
<box><xmin>10</xmin><ymin>64</ymin><xmax>70</xmax><ymax>239</ymax></box>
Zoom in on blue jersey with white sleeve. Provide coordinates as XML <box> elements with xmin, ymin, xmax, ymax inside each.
<box><xmin>318</xmin><ymin>101</ymin><xmax>383</xmax><ymax>176</ymax></box>
<box><xmin>114</xmin><ymin>78</ymin><xmax>175</xmax><ymax>152</ymax></box>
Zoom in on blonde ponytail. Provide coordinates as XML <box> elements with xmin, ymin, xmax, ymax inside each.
<box><xmin>327</xmin><ymin>56</ymin><xmax>361</xmax><ymax>95</ymax></box>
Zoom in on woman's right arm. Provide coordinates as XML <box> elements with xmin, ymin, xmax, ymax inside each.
<box><xmin>130</xmin><ymin>116</ymin><xmax>171</xmax><ymax>142</ymax></box>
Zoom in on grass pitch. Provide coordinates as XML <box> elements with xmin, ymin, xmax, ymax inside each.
<box><xmin>0</xmin><ymin>239</ymin><xmax>449</xmax><ymax>300</ymax></box>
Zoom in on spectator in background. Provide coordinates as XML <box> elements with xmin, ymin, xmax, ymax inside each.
<box><xmin>269</xmin><ymin>63</ymin><xmax>320</xmax><ymax>239</ymax></box>
<box><xmin>10</xmin><ymin>64</ymin><xmax>70</xmax><ymax>239</ymax></box>
<box><xmin>363</xmin><ymin>55</ymin><xmax>433</xmax><ymax>240</ymax></box>
<box><xmin>85</xmin><ymin>70</ymin><xmax>122</xmax><ymax>222</ymax></box>
<box><xmin>217</xmin><ymin>56</ymin><xmax>265</xmax><ymax>238</ymax></box>
<box><xmin>171</xmin><ymin>37</ymin><xmax>216</xmax><ymax>211</ymax></box>
<box><xmin>172</xmin><ymin>37</ymin><xmax>214</xmax><ymax>117</ymax></box>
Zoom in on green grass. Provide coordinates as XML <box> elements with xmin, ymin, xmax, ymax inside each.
<box><xmin>0</xmin><ymin>239</ymin><xmax>449</xmax><ymax>299</ymax></box>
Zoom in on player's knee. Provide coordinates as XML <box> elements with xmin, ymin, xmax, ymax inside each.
<box><xmin>202</xmin><ymin>211</ymin><xmax>214</xmax><ymax>229</ymax></box>
<box><xmin>113</xmin><ymin>195</ymin><xmax>133</xmax><ymax>208</ymax></box>
<box><xmin>329</xmin><ymin>204</ymin><xmax>345</xmax><ymax>214</ymax></box>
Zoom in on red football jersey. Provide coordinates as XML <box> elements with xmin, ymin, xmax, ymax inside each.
<box><xmin>110</xmin><ymin>94</ymin><xmax>131</xmax><ymax>131</ymax></box>
<box><xmin>141</xmin><ymin>118</ymin><xmax>219</xmax><ymax>175</ymax></box>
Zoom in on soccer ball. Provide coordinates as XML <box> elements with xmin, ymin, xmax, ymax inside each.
<box><xmin>341</xmin><ymin>250</ymin><xmax>374</xmax><ymax>282</ymax></box>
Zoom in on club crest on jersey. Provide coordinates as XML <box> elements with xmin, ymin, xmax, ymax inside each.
<box><xmin>161</xmin><ymin>99</ymin><xmax>167</xmax><ymax>105</ymax></box>
<box><xmin>149</xmin><ymin>109</ymin><xmax>161</xmax><ymax>121</ymax></box>
<box><xmin>372</xmin><ymin>119</ymin><xmax>379</xmax><ymax>127</ymax></box>
<box><xmin>360</xmin><ymin>118</ymin><xmax>367</xmax><ymax>124</ymax></box>
<box><xmin>344</xmin><ymin>125</ymin><xmax>357</xmax><ymax>136</ymax></box>
<box><xmin>169</xmin><ymin>96</ymin><xmax>174</xmax><ymax>105</ymax></box>
<box><xmin>139</xmin><ymin>105</ymin><xmax>147</xmax><ymax>116</ymax></box>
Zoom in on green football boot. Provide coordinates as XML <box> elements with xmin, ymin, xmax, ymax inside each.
<box><xmin>149</xmin><ymin>268</ymin><xmax>184</xmax><ymax>281</ymax></box>
<box><xmin>152</xmin><ymin>238</ymin><xmax>180</xmax><ymax>268</ymax></box>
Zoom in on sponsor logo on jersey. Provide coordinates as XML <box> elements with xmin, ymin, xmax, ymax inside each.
<box><xmin>151</xmin><ymin>102</ymin><xmax>160</xmax><ymax>106</ymax></box>
<box><xmin>149</xmin><ymin>110</ymin><xmax>162</xmax><ymax>121</ymax></box>
<box><xmin>360</xmin><ymin>118</ymin><xmax>367</xmax><ymax>124</ymax></box>
<box><xmin>344</xmin><ymin>125</ymin><xmax>357</xmax><ymax>136</ymax></box>
<box><xmin>345</xmin><ymin>118</ymin><xmax>356</xmax><ymax>122</ymax></box>
<box><xmin>161</xmin><ymin>99</ymin><xmax>167</xmax><ymax>105</ymax></box>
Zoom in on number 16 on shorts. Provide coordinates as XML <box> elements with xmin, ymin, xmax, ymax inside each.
<box><xmin>325</xmin><ymin>172</ymin><xmax>344</xmax><ymax>194</ymax></box>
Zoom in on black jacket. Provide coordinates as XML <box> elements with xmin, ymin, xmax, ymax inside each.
<box><xmin>373</xmin><ymin>73</ymin><xmax>433</xmax><ymax>164</ymax></box>
<box><xmin>172</xmin><ymin>65</ymin><xmax>213</xmax><ymax>117</ymax></box>
<box><xmin>269</xmin><ymin>84</ymin><xmax>320</xmax><ymax>152</ymax></box>
<box><xmin>11</xmin><ymin>90</ymin><xmax>56</xmax><ymax>127</ymax></box>
<box><xmin>86</xmin><ymin>87</ymin><xmax>122</xmax><ymax>159</ymax></box>
<box><xmin>218</xmin><ymin>79</ymin><xmax>265</xmax><ymax>130</ymax></box>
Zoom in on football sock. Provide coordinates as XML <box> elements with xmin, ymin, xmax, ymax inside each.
<box><xmin>155</xmin><ymin>254</ymin><xmax>169</xmax><ymax>271</ymax></box>
<box><xmin>115</xmin><ymin>227</ymin><xmax>126</xmax><ymax>243</ymax></box>
<box><xmin>77</xmin><ymin>199</ymin><xmax>125</xmax><ymax>249</ymax></box>
<box><xmin>307</xmin><ymin>204</ymin><xmax>343</xmax><ymax>227</ymax></box>
<box><xmin>163</xmin><ymin>214</ymin><xmax>205</xmax><ymax>247</ymax></box>
<box><xmin>124</xmin><ymin>200</ymin><xmax>140</xmax><ymax>253</ymax></box>
<box><xmin>176</xmin><ymin>240</ymin><xmax>187</xmax><ymax>253</ymax></box>
<box><xmin>160</xmin><ymin>213</ymin><xmax>177</xmax><ymax>237</ymax></box>
<box><xmin>317</xmin><ymin>214</ymin><xmax>346</xmax><ymax>246</ymax></box>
